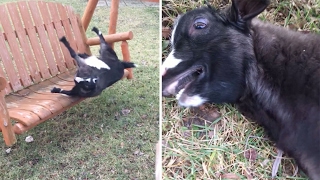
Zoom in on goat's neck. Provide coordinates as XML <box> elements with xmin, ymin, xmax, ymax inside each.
<box><xmin>240</xmin><ymin>43</ymin><xmax>292</xmax><ymax>124</ymax></box>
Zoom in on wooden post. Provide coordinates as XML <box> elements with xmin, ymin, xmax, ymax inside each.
<box><xmin>121</xmin><ymin>41</ymin><xmax>133</xmax><ymax>79</ymax></box>
<box><xmin>81</xmin><ymin>0</ymin><xmax>99</xmax><ymax>32</ymax></box>
<box><xmin>77</xmin><ymin>15</ymin><xmax>92</xmax><ymax>55</ymax></box>
<box><xmin>0</xmin><ymin>77</ymin><xmax>16</xmax><ymax>146</ymax></box>
<box><xmin>108</xmin><ymin>0</ymin><xmax>119</xmax><ymax>49</ymax></box>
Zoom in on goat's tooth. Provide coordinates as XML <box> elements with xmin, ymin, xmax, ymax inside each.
<box><xmin>176</xmin><ymin>88</ymin><xmax>185</xmax><ymax>100</ymax></box>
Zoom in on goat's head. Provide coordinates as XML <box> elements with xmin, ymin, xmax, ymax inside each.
<box><xmin>75</xmin><ymin>77</ymin><xmax>98</xmax><ymax>92</ymax></box>
<box><xmin>75</xmin><ymin>66</ymin><xmax>100</xmax><ymax>92</ymax></box>
<box><xmin>162</xmin><ymin>0</ymin><xmax>270</xmax><ymax>107</ymax></box>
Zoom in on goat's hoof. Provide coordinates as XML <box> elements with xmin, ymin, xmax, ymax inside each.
<box><xmin>92</xmin><ymin>27</ymin><xmax>99</xmax><ymax>33</ymax></box>
<box><xmin>51</xmin><ymin>87</ymin><xmax>61</xmax><ymax>93</ymax></box>
<box><xmin>59</xmin><ymin>36</ymin><xmax>67</xmax><ymax>42</ymax></box>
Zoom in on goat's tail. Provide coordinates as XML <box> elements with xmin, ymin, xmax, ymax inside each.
<box><xmin>122</xmin><ymin>61</ymin><xmax>137</xmax><ymax>69</ymax></box>
<box><xmin>60</xmin><ymin>36</ymin><xmax>77</xmax><ymax>58</ymax></box>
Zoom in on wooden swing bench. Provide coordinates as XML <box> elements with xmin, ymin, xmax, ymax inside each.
<box><xmin>0</xmin><ymin>0</ymin><xmax>134</xmax><ymax>146</ymax></box>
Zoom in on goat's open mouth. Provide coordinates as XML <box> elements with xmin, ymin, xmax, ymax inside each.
<box><xmin>175</xmin><ymin>67</ymin><xmax>203</xmax><ymax>93</ymax></box>
<box><xmin>163</xmin><ymin>65</ymin><xmax>204</xmax><ymax>96</ymax></box>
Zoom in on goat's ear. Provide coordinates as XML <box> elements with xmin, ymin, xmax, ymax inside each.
<box><xmin>229</xmin><ymin>0</ymin><xmax>270</xmax><ymax>22</ymax></box>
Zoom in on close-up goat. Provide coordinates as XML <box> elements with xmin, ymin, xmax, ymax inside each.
<box><xmin>162</xmin><ymin>0</ymin><xmax>320</xmax><ymax>179</ymax></box>
<box><xmin>52</xmin><ymin>27</ymin><xmax>136</xmax><ymax>97</ymax></box>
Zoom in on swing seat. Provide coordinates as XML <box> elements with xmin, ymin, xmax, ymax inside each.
<box><xmin>0</xmin><ymin>0</ymin><xmax>133</xmax><ymax>146</ymax></box>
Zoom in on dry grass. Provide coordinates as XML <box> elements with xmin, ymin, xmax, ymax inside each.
<box><xmin>162</xmin><ymin>0</ymin><xmax>319</xmax><ymax>179</ymax></box>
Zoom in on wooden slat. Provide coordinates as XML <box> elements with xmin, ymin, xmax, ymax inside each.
<box><xmin>6</xmin><ymin>96</ymin><xmax>63</xmax><ymax>114</ymax></box>
<box><xmin>12</xmin><ymin>96</ymin><xmax>84</xmax><ymax>135</ymax></box>
<box><xmin>57</xmin><ymin>3</ymin><xmax>76</xmax><ymax>68</ymax></box>
<box><xmin>0</xmin><ymin>5</ymin><xmax>32</xmax><ymax>87</ymax></box>
<box><xmin>7</xmin><ymin>3</ymin><xmax>42</xmax><ymax>83</ymax></box>
<box><xmin>13</xmin><ymin>86</ymin><xmax>77</xmax><ymax>108</ymax></box>
<box><xmin>0</xmin><ymin>33</ymin><xmax>22</xmax><ymax>93</ymax></box>
<box><xmin>48</xmin><ymin>2</ymin><xmax>73</xmax><ymax>71</ymax></box>
<box><xmin>9</xmin><ymin>109</ymin><xmax>40</xmax><ymax>127</ymax></box>
<box><xmin>5</xmin><ymin>67</ymin><xmax>79</xmax><ymax>109</ymax></box>
<box><xmin>38</xmin><ymin>1</ymin><xmax>66</xmax><ymax>73</ymax></box>
<box><xmin>0</xmin><ymin>36</ymin><xmax>15</xmax><ymax>93</ymax></box>
<box><xmin>25</xmin><ymin>85</ymin><xmax>78</xmax><ymax>107</ymax></box>
<box><xmin>66</xmin><ymin>6</ymin><xmax>87</xmax><ymax>53</ymax></box>
<box><xmin>8</xmin><ymin>104</ymin><xmax>52</xmax><ymax>122</ymax></box>
<box><xmin>17</xmin><ymin>1</ymin><xmax>51</xmax><ymax>79</ymax></box>
<box><xmin>0</xmin><ymin>63</ymin><xmax>8</xmax><ymax>86</ymax></box>
<box><xmin>28</xmin><ymin>1</ymin><xmax>58</xmax><ymax>75</ymax></box>
<box><xmin>48</xmin><ymin>76</ymin><xmax>74</xmax><ymax>86</ymax></box>
<box><xmin>57</xmin><ymin>71</ymin><xmax>75</xmax><ymax>82</ymax></box>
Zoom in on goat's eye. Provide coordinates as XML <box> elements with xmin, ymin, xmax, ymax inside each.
<box><xmin>193</xmin><ymin>18</ymin><xmax>207</xmax><ymax>29</ymax></box>
<box><xmin>93</xmin><ymin>78</ymin><xmax>97</xmax><ymax>83</ymax></box>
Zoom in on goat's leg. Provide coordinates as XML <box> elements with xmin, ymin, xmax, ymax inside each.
<box><xmin>91</xmin><ymin>27</ymin><xmax>108</xmax><ymax>45</ymax></box>
<box><xmin>59</xmin><ymin>37</ymin><xmax>77</xmax><ymax>58</ymax></box>
<box><xmin>91</xmin><ymin>27</ymin><xmax>117</xmax><ymax>59</ymax></box>
<box><xmin>51</xmin><ymin>86</ymin><xmax>79</xmax><ymax>96</ymax></box>
<box><xmin>59</xmin><ymin>37</ymin><xmax>84</xmax><ymax>66</ymax></box>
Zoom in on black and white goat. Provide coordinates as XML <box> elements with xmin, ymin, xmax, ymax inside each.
<box><xmin>52</xmin><ymin>27</ymin><xmax>136</xmax><ymax>97</ymax></box>
<box><xmin>162</xmin><ymin>0</ymin><xmax>320</xmax><ymax>179</ymax></box>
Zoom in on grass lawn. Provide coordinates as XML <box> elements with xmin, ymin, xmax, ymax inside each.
<box><xmin>0</xmin><ymin>0</ymin><xmax>159</xmax><ymax>179</ymax></box>
<box><xmin>162</xmin><ymin>0</ymin><xmax>319</xmax><ymax>179</ymax></box>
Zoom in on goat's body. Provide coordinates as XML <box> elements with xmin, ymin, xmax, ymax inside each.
<box><xmin>52</xmin><ymin>27</ymin><xmax>136</xmax><ymax>97</ymax></box>
<box><xmin>239</xmin><ymin>19</ymin><xmax>320</xmax><ymax>178</ymax></box>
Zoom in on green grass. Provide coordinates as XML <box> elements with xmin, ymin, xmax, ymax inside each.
<box><xmin>0</xmin><ymin>0</ymin><xmax>159</xmax><ymax>179</ymax></box>
<box><xmin>162</xmin><ymin>0</ymin><xmax>319</xmax><ymax>179</ymax></box>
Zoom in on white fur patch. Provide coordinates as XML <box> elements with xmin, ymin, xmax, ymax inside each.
<box><xmin>75</xmin><ymin>77</ymin><xmax>85</xmax><ymax>83</ymax></box>
<box><xmin>170</xmin><ymin>17</ymin><xmax>179</xmax><ymax>45</ymax></box>
<box><xmin>161</xmin><ymin>50</ymin><xmax>182</xmax><ymax>76</ymax></box>
<box><xmin>75</xmin><ymin>77</ymin><xmax>97</xmax><ymax>83</ymax></box>
<box><xmin>84</xmin><ymin>56</ymin><xmax>110</xmax><ymax>70</ymax></box>
<box><xmin>171</xmin><ymin>26</ymin><xmax>177</xmax><ymax>45</ymax></box>
<box><xmin>177</xmin><ymin>93</ymin><xmax>206</xmax><ymax>107</ymax></box>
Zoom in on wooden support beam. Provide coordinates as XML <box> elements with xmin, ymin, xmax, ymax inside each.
<box><xmin>0</xmin><ymin>77</ymin><xmax>16</xmax><ymax>146</ymax></box>
<box><xmin>86</xmin><ymin>31</ymin><xmax>133</xmax><ymax>46</ymax></box>
<box><xmin>121</xmin><ymin>41</ymin><xmax>133</xmax><ymax>79</ymax></box>
<box><xmin>108</xmin><ymin>0</ymin><xmax>119</xmax><ymax>48</ymax></box>
<box><xmin>81</xmin><ymin>0</ymin><xmax>98</xmax><ymax>31</ymax></box>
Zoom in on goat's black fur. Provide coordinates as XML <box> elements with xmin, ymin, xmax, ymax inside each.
<box><xmin>51</xmin><ymin>27</ymin><xmax>136</xmax><ymax>97</ymax></box>
<box><xmin>162</xmin><ymin>0</ymin><xmax>320</xmax><ymax>179</ymax></box>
